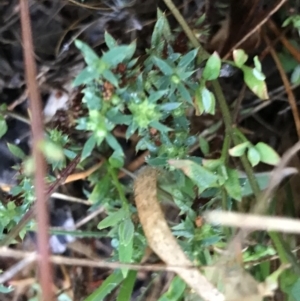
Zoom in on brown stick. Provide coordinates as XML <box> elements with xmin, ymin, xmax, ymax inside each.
<box><xmin>264</xmin><ymin>33</ymin><xmax>300</xmax><ymax>139</ymax></box>
<box><xmin>19</xmin><ymin>0</ymin><xmax>53</xmax><ymax>299</ymax></box>
<box><xmin>268</xmin><ymin>19</ymin><xmax>300</xmax><ymax>63</ymax></box>
<box><xmin>118</xmin><ymin>151</ymin><xmax>149</xmax><ymax>178</ymax></box>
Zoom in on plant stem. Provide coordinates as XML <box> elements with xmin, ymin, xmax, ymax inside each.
<box><xmin>163</xmin><ymin>0</ymin><xmax>208</xmax><ymax>63</ymax></box>
<box><xmin>269</xmin><ymin>231</ymin><xmax>300</xmax><ymax>274</ymax></box>
<box><xmin>210</xmin><ymin>81</ymin><xmax>261</xmax><ymax>197</ymax></box>
<box><xmin>108</xmin><ymin>165</ymin><xmax>128</xmax><ymax>206</ymax></box>
<box><xmin>164</xmin><ymin>0</ymin><xmax>293</xmax><ymax>272</ymax></box>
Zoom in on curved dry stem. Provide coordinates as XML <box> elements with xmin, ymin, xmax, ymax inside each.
<box><xmin>134</xmin><ymin>167</ymin><xmax>224</xmax><ymax>301</ymax></box>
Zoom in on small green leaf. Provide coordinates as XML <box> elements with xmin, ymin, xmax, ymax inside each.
<box><xmin>23</xmin><ymin>157</ymin><xmax>35</xmax><ymax>176</ymax></box>
<box><xmin>151</xmin><ymin>9</ymin><xmax>172</xmax><ymax>50</ymax></box>
<box><xmin>150</xmin><ymin>120</ymin><xmax>173</xmax><ymax>132</ymax></box>
<box><xmin>7</xmin><ymin>143</ymin><xmax>26</xmax><ymax>160</ymax></box>
<box><xmin>253</xmin><ymin>56</ymin><xmax>262</xmax><ymax>72</ymax></box>
<box><xmin>290</xmin><ymin>277</ymin><xmax>300</xmax><ymax>301</ymax></box>
<box><xmin>146</xmin><ymin>156</ymin><xmax>169</xmax><ymax>166</ymax></box>
<box><xmin>82</xmin><ymin>135</ymin><xmax>96</xmax><ymax>161</ymax></box>
<box><xmin>109</xmin><ymin>150</ymin><xmax>124</xmax><ymax>169</ymax></box>
<box><xmin>118</xmin><ymin>219</ymin><xmax>134</xmax><ymax>276</ymax></box>
<box><xmin>178</xmin><ymin>48</ymin><xmax>198</xmax><ymax>68</ymax></box>
<box><xmin>202</xmin><ymin>158</ymin><xmax>222</xmax><ymax>170</ymax></box>
<box><xmin>177</xmin><ymin>82</ymin><xmax>192</xmax><ymax>103</ymax></box>
<box><xmin>291</xmin><ymin>65</ymin><xmax>300</xmax><ymax>85</ymax></box>
<box><xmin>159</xmin><ymin>102</ymin><xmax>182</xmax><ymax>111</ymax></box>
<box><xmin>158</xmin><ymin>276</ymin><xmax>186</xmax><ymax>301</ymax></box>
<box><xmin>90</xmin><ymin>174</ymin><xmax>110</xmax><ymax>203</ymax></box>
<box><xmin>169</xmin><ymin>159</ymin><xmax>219</xmax><ymax>193</ymax></box>
<box><xmin>102</xmin><ymin>44</ymin><xmax>136</xmax><ymax>66</ymax></box>
<box><xmin>39</xmin><ymin>140</ymin><xmax>64</xmax><ymax>162</ymax></box>
<box><xmin>103</xmin><ymin>69</ymin><xmax>119</xmax><ymax>87</ymax></box>
<box><xmin>255</xmin><ymin>142</ymin><xmax>280</xmax><ymax>166</ymax></box>
<box><xmin>247</xmin><ymin>147</ymin><xmax>261</xmax><ymax>167</ymax></box>
<box><xmin>73</xmin><ymin>67</ymin><xmax>97</xmax><ymax>86</ymax></box>
<box><xmin>75</xmin><ymin>40</ymin><xmax>99</xmax><ymax>66</ymax></box>
<box><xmin>118</xmin><ymin>238</ymin><xmax>133</xmax><ymax>277</ymax></box>
<box><xmin>240</xmin><ymin>175</ymin><xmax>264</xmax><ymax>197</ymax></box>
<box><xmin>104</xmin><ymin>31</ymin><xmax>117</xmax><ymax>49</ymax></box>
<box><xmin>148</xmin><ymin>90</ymin><xmax>168</xmax><ymax>103</ymax></box>
<box><xmin>194</xmin><ymin>85</ymin><xmax>215</xmax><ymax>115</ymax></box>
<box><xmin>0</xmin><ymin>116</ymin><xmax>8</xmax><ymax>138</ymax></box>
<box><xmin>199</xmin><ymin>136</ymin><xmax>210</xmax><ymax>156</ymax></box>
<box><xmin>85</xmin><ymin>270</ymin><xmax>123</xmax><ymax>301</ymax></box>
<box><xmin>118</xmin><ymin>218</ymin><xmax>134</xmax><ymax>246</ymax></box>
<box><xmin>152</xmin><ymin>56</ymin><xmax>174</xmax><ymax>75</ymax></box>
<box><xmin>233</xmin><ymin>49</ymin><xmax>248</xmax><ymax>67</ymax></box>
<box><xmin>252</xmin><ymin>68</ymin><xmax>265</xmax><ymax>81</ymax></box>
<box><xmin>105</xmin><ymin>133</ymin><xmax>123</xmax><ymax>154</ymax></box>
<box><xmin>229</xmin><ymin>142</ymin><xmax>250</xmax><ymax>157</ymax></box>
<box><xmin>151</xmin><ymin>10</ymin><xmax>164</xmax><ymax>48</ymax></box>
<box><xmin>97</xmin><ymin>209</ymin><xmax>127</xmax><ymax>230</ymax></box>
<box><xmin>194</xmin><ymin>85</ymin><xmax>204</xmax><ymax>115</ymax></box>
<box><xmin>0</xmin><ymin>285</ymin><xmax>14</xmax><ymax>294</ymax></box>
<box><xmin>224</xmin><ymin>168</ymin><xmax>242</xmax><ymax>201</ymax></box>
<box><xmin>202</xmin><ymin>51</ymin><xmax>221</xmax><ymax>80</ymax></box>
<box><xmin>241</xmin><ymin>65</ymin><xmax>268</xmax><ymax>100</ymax></box>
<box><xmin>116</xmin><ymin>271</ymin><xmax>137</xmax><ymax>301</ymax></box>
<box><xmin>201</xmin><ymin>87</ymin><xmax>215</xmax><ymax>114</ymax></box>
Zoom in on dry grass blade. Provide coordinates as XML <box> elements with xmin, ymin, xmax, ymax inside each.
<box><xmin>205</xmin><ymin>211</ymin><xmax>300</xmax><ymax>234</ymax></box>
<box><xmin>0</xmin><ymin>247</ymin><xmax>225</xmax><ymax>274</ymax></box>
<box><xmin>0</xmin><ymin>252</ymin><xmax>36</xmax><ymax>284</ymax></box>
<box><xmin>134</xmin><ymin>167</ymin><xmax>224</xmax><ymax>301</ymax></box>
<box><xmin>19</xmin><ymin>0</ymin><xmax>53</xmax><ymax>298</ymax></box>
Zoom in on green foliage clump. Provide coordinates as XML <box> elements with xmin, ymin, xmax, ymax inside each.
<box><xmin>2</xmin><ymin>7</ymin><xmax>300</xmax><ymax>301</ymax></box>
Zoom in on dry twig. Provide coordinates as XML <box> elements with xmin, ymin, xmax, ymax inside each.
<box><xmin>223</xmin><ymin>0</ymin><xmax>287</xmax><ymax>59</ymax></box>
<box><xmin>205</xmin><ymin>211</ymin><xmax>300</xmax><ymax>234</ymax></box>
<box><xmin>134</xmin><ymin>167</ymin><xmax>224</xmax><ymax>301</ymax></box>
<box><xmin>19</xmin><ymin>0</ymin><xmax>52</xmax><ymax>298</ymax></box>
<box><xmin>264</xmin><ymin>33</ymin><xmax>300</xmax><ymax>139</ymax></box>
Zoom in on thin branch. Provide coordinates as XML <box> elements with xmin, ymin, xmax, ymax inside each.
<box><xmin>19</xmin><ymin>0</ymin><xmax>52</xmax><ymax>299</ymax></box>
<box><xmin>223</xmin><ymin>0</ymin><xmax>287</xmax><ymax>59</ymax></box>
<box><xmin>162</xmin><ymin>0</ymin><xmax>208</xmax><ymax>62</ymax></box>
<box><xmin>75</xmin><ymin>206</ymin><xmax>105</xmax><ymax>229</ymax></box>
<box><xmin>267</xmin><ymin>19</ymin><xmax>300</xmax><ymax>63</ymax></box>
<box><xmin>51</xmin><ymin>192</ymin><xmax>92</xmax><ymax>206</ymax></box>
<box><xmin>0</xmin><ymin>253</ymin><xmax>37</xmax><ymax>284</ymax></box>
<box><xmin>264</xmin><ymin>33</ymin><xmax>300</xmax><ymax>139</ymax></box>
<box><xmin>0</xmin><ymin>247</ymin><xmax>216</xmax><ymax>279</ymax></box>
<box><xmin>118</xmin><ymin>151</ymin><xmax>149</xmax><ymax>179</ymax></box>
<box><xmin>205</xmin><ymin>211</ymin><xmax>300</xmax><ymax>234</ymax></box>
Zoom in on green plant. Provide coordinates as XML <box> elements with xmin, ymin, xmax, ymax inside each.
<box><xmin>2</xmin><ymin>7</ymin><xmax>300</xmax><ymax>301</ymax></box>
